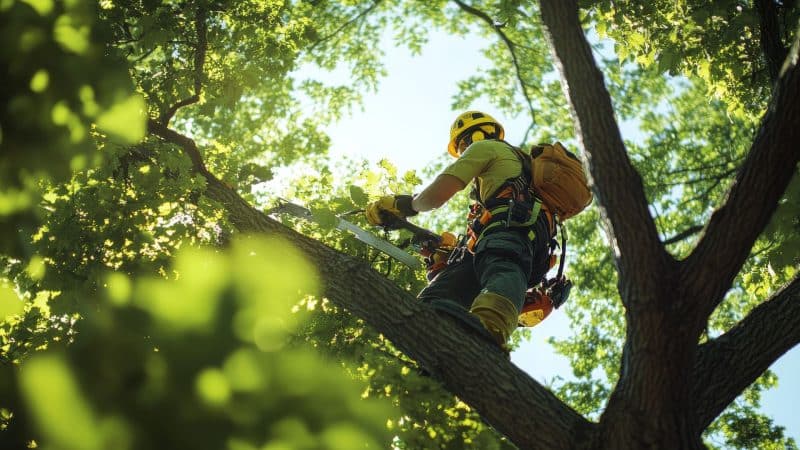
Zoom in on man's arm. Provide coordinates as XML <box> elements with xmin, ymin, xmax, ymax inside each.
<box><xmin>411</xmin><ymin>174</ymin><xmax>466</xmax><ymax>212</ymax></box>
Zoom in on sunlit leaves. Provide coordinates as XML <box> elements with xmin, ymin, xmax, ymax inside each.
<box><xmin>0</xmin><ymin>279</ymin><xmax>24</xmax><ymax>320</ymax></box>
<box><xmin>2</xmin><ymin>0</ymin><xmax>798</xmax><ymax>447</ymax></box>
<box><xmin>105</xmin><ymin>272</ymin><xmax>131</xmax><ymax>306</ymax></box>
<box><xmin>135</xmin><ymin>246</ymin><xmax>228</xmax><ymax>333</ymax></box>
<box><xmin>0</xmin><ymin>0</ymin><xmax>144</xmax><ymax>257</ymax></box>
<box><xmin>708</xmin><ymin>398</ymin><xmax>798</xmax><ymax>449</ymax></box>
<box><xmin>195</xmin><ymin>367</ymin><xmax>231</xmax><ymax>407</ymax></box>
<box><xmin>348</xmin><ymin>184</ymin><xmax>369</xmax><ymax>207</ymax></box>
<box><xmin>586</xmin><ymin>0</ymin><xmax>796</xmax><ymax>113</ymax></box>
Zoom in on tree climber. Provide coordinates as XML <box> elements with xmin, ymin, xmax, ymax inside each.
<box><xmin>365</xmin><ymin>111</ymin><xmax>570</xmax><ymax>350</ymax></box>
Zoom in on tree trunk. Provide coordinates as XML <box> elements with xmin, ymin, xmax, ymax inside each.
<box><xmin>538</xmin><ymin>0</ymin><xmax>800</xmax><ymax>448</ymax></box>
<box><xmin>143</xmin><ymin>0</ymin><xmax>800</xmax><ymax>445</ymax></box>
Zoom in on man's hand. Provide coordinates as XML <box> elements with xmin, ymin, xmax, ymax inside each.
<box><xmin>365</xmin><ymin>195</ymin><xmax>418</xmax><ymax>226</ymax></box>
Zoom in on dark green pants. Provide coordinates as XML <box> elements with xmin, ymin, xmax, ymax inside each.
<box><xmin>417</xmin><ymin>228</ymin><xmax>534</xmax><ymax>312</ymax></box>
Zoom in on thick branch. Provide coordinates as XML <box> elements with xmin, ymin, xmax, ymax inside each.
<box><xmin>755</xmin><ymin>0</ymin><xmax>789</xmax><ymax>84</ymax></box>
<box><xmin>691</xmin><ymin>275</ymin><xmax>800</xmax><ymax>429</ymax></box>
<box><xmin>160</xmin><ymin>4</ymin><xmax>208</xmax><ymax>126</ymax></box>
<box><xmin>539</xmin><ymin>0</ymin><xmax>671</xmax><ymax>302</ymax></box>
<box><xmin>684</xmin><ymin>34</ymin><xmax>800</xmax><ymax>319</ymax></box>
<box><xmin>148</xmin><ymin>124</ymin><xmax>595</xmax><ymax>450</ymax></box>
<box><xmin>147</xmin><ymin>119</ymin><xmax>210</xmax><ymax>177</ymax></box>
<box><xmin>453</xmin><ymin>0</ymin><xmax>538</xmax><ymax>127</ymax></box>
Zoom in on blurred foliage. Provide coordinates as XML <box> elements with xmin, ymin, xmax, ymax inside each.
<box><xmin>0</xmin><ymin>0</ymin><xmax>145</xmax><ymax>258</ymax></box>
<box><xmin>1</xmin><ymin>0</ymin><xmax>799</xmax><ymax>449</ymax></box>
<box><xmin>2</xmin><ymin>237</ymin><xmax>394</xmax><ymax>449</ymax></box>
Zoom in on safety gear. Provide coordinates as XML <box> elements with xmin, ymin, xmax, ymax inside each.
<box><xmin>419</xmin><ymin>231</ymin><xmax>458</xmax><ymax>281</ymax></box>
<box><xmin>465</xmin><ymin>187</ymin><xmax>543</xmax><ymax>253</ymax></box>
<box><xmin>524</xmin><ymin>142</ymin><xmax>592</xmax><ymax>221</ymax></box>
<box><xmin>447</xmin><ymin>111</ymin><xmax>505</xmax><ymax>157</ymax></box>
<box><xmin>518</xmin><ymin>288</ymin><xmax>554</xmax><ymax>327</ymax></box>
<box><xmin>518</xmin><ymin>275</ymin><xmax>572</xmax><ymax>327</ymax></box>
<box><xmin>365</xmin><ymin>195</ymin><xmax>417</xmax><ymax>226</ymax></box>
<box><xmin>469</xmin><ymin>291</ymin><xmax>519</xmax><ymax>347</ymax></box>
<box><xmin>462</xmin><ymin>139</ymin><xmax>588</xmax><ymax>291</ymax></box>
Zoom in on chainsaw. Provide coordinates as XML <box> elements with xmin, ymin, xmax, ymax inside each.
<box><xmin>267</xmin><ymin>200</ymin><xmax>429</xmax><ymax>269</ymax></box>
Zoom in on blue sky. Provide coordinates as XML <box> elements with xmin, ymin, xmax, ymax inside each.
<box><xmin>299</xmin><ymin>26</ymin><xmax>799</xmax><ymax>443</ymax></box>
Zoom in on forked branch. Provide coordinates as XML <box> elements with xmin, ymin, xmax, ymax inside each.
<box><xmin>683</xmin><ymin>33</ymin><xmax>800</xmax><ymax>320</ymax></box>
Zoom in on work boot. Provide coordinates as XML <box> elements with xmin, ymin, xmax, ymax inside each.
<box><xmin>469</xmin><ymin>292</ymin><xmax>519</xmax><ymax>349</ymax></box>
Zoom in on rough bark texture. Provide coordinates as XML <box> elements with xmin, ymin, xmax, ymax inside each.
<box><xmin>755</xmin><ymin>0</ymin><xmax>790</xmax><ymax>83</ymax></box>
<box><xmin>683</xmin><ymin>35</ymin><xmax>800</xmax><ymax>324</ymax></box>
<box><xmin>538</xmin><ymin>0</ymin><xmax>800</xmax><ymax>448</ymax></box>
<box><xmin>143</xmin><ymin>1</ymin><xmax>800</xmax><ymax>448</ymax></box>
<box><xmin>204</xmin><ymin>173</ymin><xmax>596</xmax><ymax>450</ymax></box>
<box><xmin>692</xmin><ymin>275</ymin><xmax>800</xmax><ymax>429</ymax></box>
<box><xmin>540</xmin><ymin>1</ymin><xmax>700</xmax><ymax>447</ymax></box>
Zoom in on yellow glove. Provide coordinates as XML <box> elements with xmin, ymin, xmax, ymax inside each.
<box><xmin>365</xmin><ymin>195</ymin><xmax>417</xmax><ymax>226</ymax></box>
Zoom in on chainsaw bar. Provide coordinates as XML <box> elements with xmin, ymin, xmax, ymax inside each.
<box><xmin>267</xmin><ymin>200</ymin><xmax>421</xmax><ymax>269</ymax></box>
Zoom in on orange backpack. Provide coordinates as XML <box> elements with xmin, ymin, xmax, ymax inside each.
<box><xmin>513</xmin><ymin>142</ymin><xmax>591</xmax><ymax>328</ymax></box>
<box><xmin>524</xmin><ymin>142</ymin><xmax>592</xmax><ymax>221</ymax></box>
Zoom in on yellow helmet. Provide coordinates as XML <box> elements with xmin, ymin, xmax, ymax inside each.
<box><xmin>447</xmin><ymin>110</ymin><xmax>505</xmax><ymax>157</ymax></box>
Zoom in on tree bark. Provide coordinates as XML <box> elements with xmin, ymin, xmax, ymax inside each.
<box><xmin>146</xmin><ymin>140</ymin><xmax>596</xmax><ymax>450</ymax></box>
<box><xmin>537</xmin><ymin>0</ymin><xmax>673</xmax><ymax>301</ymax></box>
<box><xmin>755</xmin><ymin>0</ymin><xmax>789</xmax><ymax>84</ymax></box>
<box><xmin>692</xmin><ymin>275</ymin><xmax>800</xmax><ymax>429</ymax></box>
<box><xmin>683</xmin><ymin>35</ymin><xmax>800</xmax><ymax>323</ymax></box>
<box><xmin>144</xmin><ymin>1</ymin><xmax>800</xmax><ymax>447</ymax></box>
<box><xmin>539</xmin><ymin>0</ymin><xmax>800</xmax><ymax>448</ymax></box>
<box><xmin>539</xmin><ymin>1</ymin><xmax>703</xmax><ymax>447</ymax></box>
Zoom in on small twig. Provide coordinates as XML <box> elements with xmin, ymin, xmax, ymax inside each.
<box><xmin>650</xmin><ymin>167</ymin><xmax>739</xmax><ymax>189</ymax></box>
<box><xmin>519</xmin><ymin>121</ymin><xmax>536</xmax><ymax>147</ymax></box>
<box><xmin>681</xmin><ymin>169</ymin><xmax>737</xmax><ymax>206</ymax></box>
<box><xmin>133</xmin><ymin>46</ymin><xmax>158</xmax><ymax>62</ymax></box>
<box><xmin>453</xmin><ymin>0</ymin><xmax>538</xmax><ymax>125</ymax></box>
<box><xmin>660</xmin><ymin>159</ymin><xmax>740</xmax><ymax>176</ymax></box>
<box><xmin>305</xmin><ymin>1</ymin><xmax>382</xmax><ymax>54</ymax></box>
<box><xmin>663</xmin><ymin>225</ymin><xmax>704</xmax><ymax>246</ymax></box>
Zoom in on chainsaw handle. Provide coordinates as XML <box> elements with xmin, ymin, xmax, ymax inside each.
<box><xmin>378</xmin><ymin>213</ymin><xmax>441</xmax><ymax>247</ymax></box>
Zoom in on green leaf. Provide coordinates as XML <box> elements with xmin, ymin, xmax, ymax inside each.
<box><xmin>21</xmin><ymin>0</ymin><xmax>52</xmax><ymax>15</ymax></box>
<box><xmin>311</xmin><ymin>206</ymin><xmax>339</xmax><ymax>230</ymax></box>
<box><xmin>53</xmin><ymin>14</ymin><xmax>91</xmax><ymax>55</ymax></box>
<box><xmin>0</xmin><ymin>279</ymin><xmax>24</xmax><ymax>319</ymax></box>
<box><xmin>627</xmin><ymin>31</ymin><xmax>646</xmax><ymax>49</ymax></box>
<box><xmin>657</xmin><ymin>49</ymin><xmax>680</xmax><ymax>74</ymax></box>
<box><xmin>95</xmin><ymin>94</ymin><xmax>146</xmax><ymax>144</ymax></box>
<box><xmin>378</xmin><ymin>159</ymin><xmax>397</xmax><ymax>178</ymax></box>
<box><xmin>348</xmin><ymin>185</ymin><xmax>369</xmax><ymax>206</ymax></box>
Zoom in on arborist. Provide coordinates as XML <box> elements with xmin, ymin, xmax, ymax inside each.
<box><xmin>365</xmin><ymin>111</ymin><xmax>564</xmax><ymax>349</ymax></box>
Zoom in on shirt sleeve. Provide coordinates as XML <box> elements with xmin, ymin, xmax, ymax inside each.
<box><xmin>441</xmin><ymin>140</ymin><xmax>496</xmax><ymax>185</ymax></box>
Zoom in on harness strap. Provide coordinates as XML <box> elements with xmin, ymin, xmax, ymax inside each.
<box><xmin>467</xmin><ymin>198</ymin><xmax>542</xmax><ymax>250</ymax></box>
<box><xmin>465</xmin><ymin>139</ymin><xmax>546</xmax><ymax>251</ymax></box>
<box><xmin>556</xmin><ymin>218</ymin><xmax>567</xmax><ymax>279</ymax></box>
